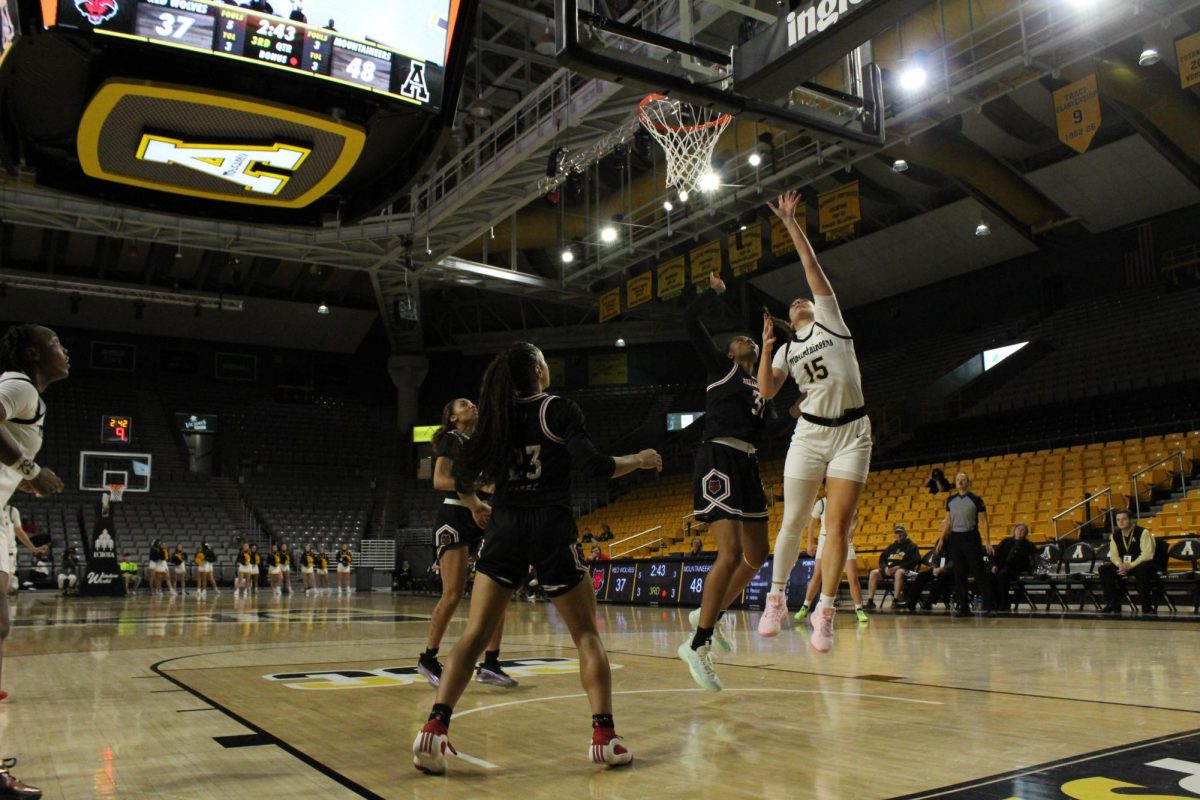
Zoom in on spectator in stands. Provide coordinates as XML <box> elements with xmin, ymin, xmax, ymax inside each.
<box><xmin>599</xmin><ymin>524</ymin><xmax>615</xmax><ymax>542</ymax></box>
<box><xmin>26</xmin><ymin>550</ymin><xmax>53</xmax><ymax>590</ymax></box>
<box><xmin>57</xmin><ymin>546</ymin><xmax>79</xmax><ymax>596</ymax></box>
<box><xmin>589</xmin><ymin>545</ymin><xmax>611</xmax><ymax>562</ymax></box>
<box><xmin>904</xmin><ymin>540</ymin><xmax>954</xmax><ymax>611</ymax></box>
<box><xmin>864</xmin><ymin>525</ymin><xmax>920</xmax><ymax>608</ymax></box>
<box><xmin>581</xmin><ymin>527</ymin><xmax>596</xmax><ymax>543</ymax></box>
<box><xmin>940</xmin><ymin>473</ymin><xmax>997</xmax><ymax>616</ymax></box>
<box><xmin>1099</xmin><ymin>509</ymin><xmax>1157</xmax><ymax>614</ymax></box>
<box><xmin>688</xmin><ymin>537</ymin><xmax>704</xmax><ymax>557</ymax></box>
<box><xmin>924</xmin><ymin>468</ymin><xmax>951</xmax><ymax>495</ymax></box>
<box><xmin>991</xmin><ymin>523</ymin><xmax>1037</xmax><ymax>611</ymax></box>
<box><xmin>120</xmin><ymin>553</ymin><xmax>140</xmax><ymax>594</ymax></box>
<box><xmin>288</xmin><ymin>2</ymin><xmax>306</xmax><ymax>23</ymax></box>
<box><xmin>395</xmin><ymin>559</ymin><xmax>411</xmax><ymax>591</ymax></box>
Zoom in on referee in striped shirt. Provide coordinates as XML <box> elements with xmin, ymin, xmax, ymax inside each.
<box><xmin>939</xmin><ymin>473</ymin><xmax>998</xmax><ymax>616</ymax></box>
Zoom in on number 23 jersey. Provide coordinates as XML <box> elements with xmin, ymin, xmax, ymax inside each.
<box><xmin>490</xmin><ymin>394</ymin><xmax>615</xmax><ymax>510</ymax></box>
<box><xmin>772</xmin><ymin>293</ymin><xmax>865</xmax><ymax>420</ymax></box>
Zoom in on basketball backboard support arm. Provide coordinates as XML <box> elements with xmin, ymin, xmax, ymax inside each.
<box><xmin>555</xmin><ymin>0</ymin><xmax>885</xmax><ymax>146</ymax></box>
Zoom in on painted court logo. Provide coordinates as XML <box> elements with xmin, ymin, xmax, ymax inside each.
<box><xmin>75</xmin><ymin>0</ymin><xmax>119</xmax><ymax>25</ymax></box>
<box><xmin>265</xmin><ymin>657</ymin><xmax>622</xmax><ymax>690</ymax></box>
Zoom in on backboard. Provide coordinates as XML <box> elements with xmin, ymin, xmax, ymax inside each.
<box><xmin>79</xmin><ymin>451</ymin><xmax>153</xmax><ymax>494</ymax></box>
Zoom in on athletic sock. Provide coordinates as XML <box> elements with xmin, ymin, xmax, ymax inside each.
<box><xmin>691</xmin><ymin>626</ymin><xmax>714</xmax><ymax>650</ymax></box>
<box><xmin>429</xmin><ymin>703</ymin><xmax>453</xmax><ymax>727</ymax></box>
<box><xmin>817</xmin><ymin>594</ymin><xmax>836</xmax><ymax>612</ymax></box>
<box><xmin>592</xmin><ymin>713</ymin><xmax>615</xmax><ymax>730</ymax></box>
<box><xmin>854</xmin><ymin>605</ymin><xmax>863</xmax><ymax>611</ymax></box>
<box><xmin>483</xmin><ymin>649</ymin><xmax>500</xmax><ymax>669</ymax></box>
<box><xmin>769</xmin><ymin>580</ymin><xmax>788</xmax><ymax>593</ymax></box>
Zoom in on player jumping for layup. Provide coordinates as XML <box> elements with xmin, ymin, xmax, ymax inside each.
<box><xmin>678</xmin><ymin>271</ymin><xmax>770</xmax><ymax>691</ymax></box>
<box><xmin>757</xmin><ymin>191</ymin><xmax>871</xmax><ymax>653</ymax></box>
<box><xmin>412</xmin><ymin>342</ymin><xmax>660</xmax><ymax>775</ymax></box>
<box><xmin>418</xmin><ymin>398</ymin><xmax>515</xmax><ymax>689</ymax></box>
<box><xmin>0</xmin><ymin>323</ymin><xmax>71</xmax><ymax>798</ymax></box>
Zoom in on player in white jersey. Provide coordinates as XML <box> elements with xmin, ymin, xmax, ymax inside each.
<box><xmin>756</xmin><ymin>192</ymin><xmax>872</xmax><ymax>653</ymax></box>
<box><xmin>0</xmin><ymin>323</ymin><xmax>69</xmax><ymax>798</ymax></box>
<box><xmin>790</xmin><ymin>497</ymin><xmax>867</xmax><ymax>624</ymax></box>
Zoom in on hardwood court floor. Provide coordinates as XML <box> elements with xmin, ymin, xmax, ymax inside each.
<box><xmin>1</xmin><ymin>591</ymin><xmax>1197</xmax><ymax>799</ymax></box>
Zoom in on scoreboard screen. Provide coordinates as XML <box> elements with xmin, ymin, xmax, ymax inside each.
<box><xmin>48</xmin><ymin>0</ymin><xmax>459</xmax><ymax>109</ymax></box>
<box><xmin>590</xmin><ymin>564</ymin><xmax>609</xmax><ymax>599</ymax></box>
<box><xmin>101</xmin><ymin>414</ymin><xmax>132</xmax><ymax>445</ymax></box>
<box><xmin>633</xmin><ymin>561</ymin><xmax>681</xmax><ymax>604</ymax></box>
<box><xmin>740</xmin><ymin>558</ymin><xmax>775</xmax><ymax>608</ymax></box>
<box><xmin>606</xmin><ymin>563</ymin><xmax>636</xmax><ymax>603</ymax></box>
<box><xmin>678</xmin><ymin>561</ymin><xmax>713</xmax><ymax>607</ymax></box>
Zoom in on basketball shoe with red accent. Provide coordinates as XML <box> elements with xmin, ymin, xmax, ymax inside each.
<box><xmin>0</xmin><ymin>690</ymin><xmax>9</xmax><ymax>702</ymax></box>
<box><xmin>412</xmin><ymin>719</ymin><xmax>457</xmax><ymax>775</ymax></box>
<box><xmin>589</xmin><ymin>727</ymin><xmax>632</xmax><ymax>767</ymax></box>
<box><xmin>809</xmin><ymin>606</ymin><xmax>835</xmax><ymax>653</ymax></box>
<box><xmin>757</xmin><ymin>591</ymin><xmax>787</xmax><ymax>638</ymax></box>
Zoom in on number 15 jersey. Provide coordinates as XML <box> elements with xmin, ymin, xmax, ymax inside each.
<box><xmin>772</xmin><ymin>293</ymin><xmax>865</xmax><ymax>420</ymax></box>
<box><xmin>490</xmin><ymin>394</ymin><xmax>616</xmax><ymax>510</ymax></box>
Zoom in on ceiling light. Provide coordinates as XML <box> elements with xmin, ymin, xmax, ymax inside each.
<box><xmin>698</xmin><ymin>171</ymin><xmax>721</xmax><ymax>193</ymax></box>
<box><xmin>663</xmin><ymin>199</ymin><xmax>674</xmax><ymax>212</ymax></box>
<box><xmin>317</xmin><ymin>303</ymin><xmax>330</xmax><ymax>315</ymax></box>
<box><xmin>561</xmin><ymin>248</ymin><xmax>575</xmax><ymax>264</ymax></box>
<box><xmin>1138</xmin><ymin>47</ymin><xmax>1160</xmax><ymax>66</ymax></box>
<box><xmin>899</xmin><ymin>66</ymin><xmax>927</xmax><ymax>91</ymax></box>
<box><xmin>975</xmin><ymin>221</ymin><xmax>991</xmax><ymax>237</ymax></box>
<box><xmin>892</xmin><ymin>158</ymin><xmax>909</xmax><ymax>173</ymax></box>
<box><xmin>678</xmin><ymin>189</ymin><xmax>689</xmax><ymax>202</ymax></box>
<box><xmin>615</xmin><ymin>338</ymin><xmax>626</xmax><ymax>348</ymax></box>
<box><xmin>175</xmin><ymin>248</ymin><xmax>183</xmax><ymax>259</ymax></box>
<box><xmin>739</xmin><ymin>224</ymin><xmax>748</xmax><ymax>231</ymax></box>
<box><xmin>600</xmin><ymin>225</ymin><xmax>618</xmax><ymax>243</ymax></box>
<box><xmin>748</xmin><ymin>152</ymin><xmax>763</xmax><ymax>167</ymax></box>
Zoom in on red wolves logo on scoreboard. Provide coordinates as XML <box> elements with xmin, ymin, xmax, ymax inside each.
<box><xmin>75</xmin><ymin>0</ymin><xmax>119</xmax><ymax>25</ymax></box>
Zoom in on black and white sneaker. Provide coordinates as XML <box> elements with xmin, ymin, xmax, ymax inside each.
<box><xmin>417</xmin><ymin>655</ymin><xmax>443</xmax><ymax>688</ymax></box>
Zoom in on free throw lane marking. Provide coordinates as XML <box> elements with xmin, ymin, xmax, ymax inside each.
<box><xmin>454</xmin><ymin>751</ymin><xmax>499</xmax><ymax>770</ymax></box>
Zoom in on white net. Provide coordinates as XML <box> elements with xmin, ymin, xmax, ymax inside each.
<box><xmin>637</xmin><ymin>94</ymin><xmax>732</xmax><ymax>199</ymax></box>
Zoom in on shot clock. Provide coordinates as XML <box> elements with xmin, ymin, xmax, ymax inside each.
<box><xmin>101</xmin><ymin>415</ymin><xmax>132</xmax><ymax>445</ymax></box>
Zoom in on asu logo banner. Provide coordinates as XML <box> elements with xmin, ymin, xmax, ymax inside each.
<box><xmin>77</xmin><ymin>80</ymin><xmax>366</xmax><ymax>208</ymax></box>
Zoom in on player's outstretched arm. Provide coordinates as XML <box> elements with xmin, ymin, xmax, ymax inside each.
<box><xmin>610</xmin><ymin>449</ymin><xmax>662</xmax><ymax>479</ymax></box>
<box><xmin>767</xmin><ymin>191</ymin><xmax>833</xmax><ymax>297</ymax></box>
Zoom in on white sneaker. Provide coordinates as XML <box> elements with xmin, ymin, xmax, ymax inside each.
<box><xmin>677</xmin><ymin>641</ymin><xmax>723</xmax><ymax>691</ymax></box>
<box><xmin>590</xmin><ymin>727</ymin><xmax>633</xmax><ymax>767</ymax></box>
<box><xmin>757</xmin><ymin>591</ymin><xmax>787</xmax><ymax>638</ymax></box>
<box><xmin>688</xmin><ymin>608</ymin><xmax>732</xmax><ymax>654</ymax></box>
<box><xmin>809</xmin><ymin>606</ymin><xmax>835</xmax><ymax>653</ymax></box>
<box><xmin>412</xmin><ymin>720</ymin><xmax>455</xmax><ymax>775</ymax></box>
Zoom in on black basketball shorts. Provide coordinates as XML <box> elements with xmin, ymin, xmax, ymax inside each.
<box><xmin>434</xmin><ymin>503</ymin><xmax>486</xmax><ymax>562</ymax></box>
<box><xmin>475</xmin><ymin>505</ymin><xmax>587</xmax><ymax>598</ymax></box>
<box><xmin>692</xmin><ymin>441</ymin><xmax>769</xmax><ymax>524</ymax></box>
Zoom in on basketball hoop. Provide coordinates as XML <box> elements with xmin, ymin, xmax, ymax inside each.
<box><xmin>105</xmin><ymin>483</ymin><xmax>126</xmax><ymax>504</ymax></box>
<box><xmin>637</xmin><ymin>93</ymin><xmax>732</xmax><ymax>200</ymax></box>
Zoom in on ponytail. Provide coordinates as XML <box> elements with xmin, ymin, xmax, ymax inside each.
<box><xmin>430</xmin><ymin>399</ymin><xmax>458</xmax><ymax>448</ymax></box>
<box><xmin>453</xmin><ymin>342</ymin><xmax>540</xmax><ymax>492</ymax></box>
<box><xmin>0</xmin><ymin>324</ymin><xmax>39</xmax><ymax>375</ymax></box>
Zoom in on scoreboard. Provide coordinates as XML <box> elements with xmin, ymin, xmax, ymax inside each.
<box><xmin>597</xmin><ymin>556</ymin><xmax>818</xmax><ymax>609</ymax></box>
<box><xmin>50</xmin><ymin>0</ymin><xmax>448</xmax><ymax>110</ymax></box>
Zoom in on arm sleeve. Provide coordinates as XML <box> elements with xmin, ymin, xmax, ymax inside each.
<box><xmin>556</xmin><ymin>399</ymin><xmax>616</xmax><ymax>479</ymax></box>
<box><xmin>812</xmin><ymin>294</ymin><xmax>851</xmax><ymax>337</ymax></box>
<box><xmin>683</xmin><ymin>289</ymin><xmax>729</xmax><ymax>377</ymax></box>
<box><xmin>0</xmin><ymin>379</ymin><xmax>37</xmax><ymax>423</ymax></box>
<box><xmin>1132</xmin><ymin>531</ymin><xmax>1155</xmax><ymax>568</ymax></box>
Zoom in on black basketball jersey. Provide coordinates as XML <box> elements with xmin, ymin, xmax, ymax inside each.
<box><xmin>434</xmin><ymin>429</ymin><xmax>469</xmax><ymax>502</ymax></box>
<box><xmin>685</xmin><ymin>288</ymin><xmax>767</xmax><ymax>446</ymax></box>
<box><xmin>489</xmin><ymin>394</ymin><xmax>615</xmax><ymax>510</ymax></box>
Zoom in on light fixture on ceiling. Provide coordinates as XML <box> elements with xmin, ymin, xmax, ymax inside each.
<box><xmin>317</xmin><ymin>302</ymin><xmax>331</xmax><ymax>315</ymax></box>
<box><xmin>698</xmin><ymin>171</ymin><xmax>721</xmax><ymax>193</ymax></box>
<box><xmin>898</xmin><ymin>50</ymin><xmax>929</xmax><ymax>91</ymax></box>
<box><xmin>175</xmin><ymin>248</ymin><xmax>183</xmax><ymax>260</ymax></box>
<box><xmin>1138</xmin><ymin>47</ymin><xmax>1160</xmax><ymax>66</ymax></box>
<box><xmin>748</xmin><ymin>151</ymin><xmax>762</xmax><ymax>167</ymax></box>
<box><xmin>678</xmin><ymin>189</ymin><xmax>690</xmax><ymax>202</ymax></box>
<box><xmin>615</xmin><ymin>338</ymin><xmax>626</xmax><ymax>348</ymax></box>
<box><xmin>892</xmin><ymin>158</ymin><xmax>909</xmax><ymax>173</ymax></box>
<box><xmin>600</xmin><ymin>225</ymin><xmax>618</xmax><ymax>244</ymax></box>
<box><xmin>561</xmin><ymin>248</ymin><xmax>575</xmax><ymax>264</ymax></box>
<box><xmin>975</xmin><ymin>220</ymin><xmax>992</xmax><ymax>237</ymax></box>
<box><xmin>663</xmin><ymin>199</ymin><xmax>674</xmax><ymax>212</ymax></box>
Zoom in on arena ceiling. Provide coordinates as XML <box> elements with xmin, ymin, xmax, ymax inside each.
<box><xmin>0</xmin><ymin>0</ymin><xmax>1198</xmax><ymax>353</ymax></box>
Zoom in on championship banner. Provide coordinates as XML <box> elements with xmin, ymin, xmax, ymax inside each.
<box><xmin>588</xmin><ymin>354</ymin><xmax>628</xmax><ymax>386</ymax></box>
<box><xmin>1177</xmin><ymin>30</ymin><xmax>1200</xmax><ymax>89</ymax></box>
<box><xmin>818</xmin><ymin>182</ymin><xmax>860</xmax><ymax>237</ymax></box>
<box><xmin>1053</xmin><ymin>74</ymin><xmax>1100</xmax><ymax>154</ymax></box>
<box><xmin>728</xmin><ymin>222</ymin><xmax>763</xmax><ymax>277</ymax></box>
<box><xmin>83</xmin><ymin>508</ymin><xmax>123</xmax><ymax>596</ymax></box>
<box><xmin>689</xmin><ymin>241</ymin><xmax>722</xmax><ymax>290</ymax></box>
<box><xmin>626</xmin><ymin>273</ymin><xmax>653</xmax><ymax>309</ymax></box>
<box><xmin>769</xmin><ymin>216</ymin><xmax>793</xmax><ymax>257</ymax></box>
<box><xmin>657</xmin><ymin>256</ymin><xmax>686</xmax><ymax>300</ymax></box>
<box><xmin>598</xmin><ymin>287</ymin><xmax>621</xmax><ymax>322</ymax></box>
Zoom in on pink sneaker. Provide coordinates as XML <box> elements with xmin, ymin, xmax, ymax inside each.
<box><xmin>809</xmin><ymin>606</ymin><xmax>835</xmax><ymax>653</ymax></box>
<box><xmin>757</xmin><ymin>591</ymin><xmax>787</xmax><ymax>638</ymax></box>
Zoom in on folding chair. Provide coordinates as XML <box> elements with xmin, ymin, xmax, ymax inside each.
<box><xmin>1060</xmin><ymin>540</ymin><xmax>1102</xmax><ymax>611</ymax></box>
<box><xmin>1163</xmin><ymin>536</ymin><xmax>1200</xmax><ymax>614</ymax></box>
